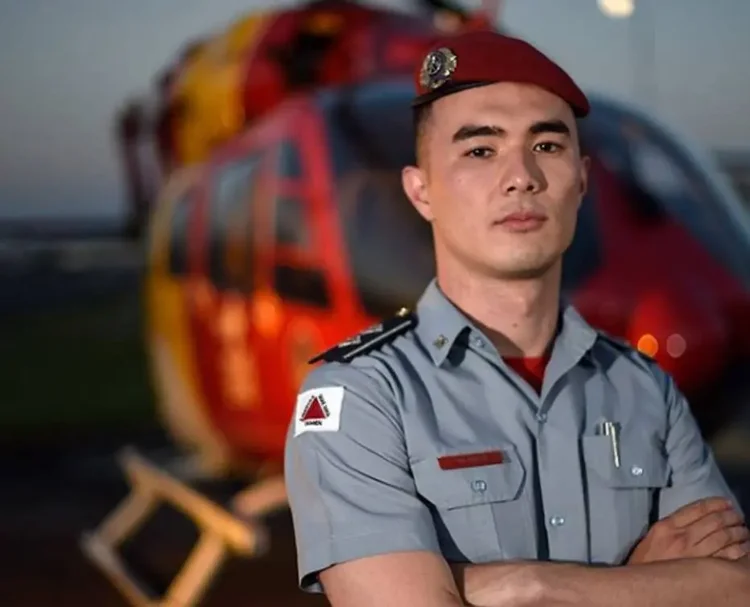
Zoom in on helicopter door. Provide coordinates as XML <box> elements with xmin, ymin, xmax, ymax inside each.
<box><xmin>187</xmin><ymin>147</ymin><xmax>269</xmax><ymax>451</ymax></box>
<box><xmin>259</xmin><ymin>137</ymin><xmax>346</xmax><ymax>440</ymax></box>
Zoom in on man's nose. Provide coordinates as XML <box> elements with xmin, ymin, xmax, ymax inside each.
<box><xmin>500</xmin><ymin>149</ymin><xmax>544</xmax><ymax>194</ymax></box>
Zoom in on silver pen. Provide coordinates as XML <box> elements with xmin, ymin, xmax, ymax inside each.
<box><xmin>603</xmin><ymin>421</ymin><xmax>621</xmax><ymax>468</ymax></box>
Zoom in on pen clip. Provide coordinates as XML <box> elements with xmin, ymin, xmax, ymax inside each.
<box><xmin>604</xmin><ymin>421</ymin><xmax>621</xmax><ymax>468</ymax></box>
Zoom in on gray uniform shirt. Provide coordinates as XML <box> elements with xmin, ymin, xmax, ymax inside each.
<box><xmin>284</xmin><ymin>279</ymin><xmax>741</xmax><ymax>593</ymax></box>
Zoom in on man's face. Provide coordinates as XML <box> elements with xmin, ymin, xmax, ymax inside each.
<box><xmin>402</xmin><ymin>81</ymin><xmax>589</xmax><ymax>281</ymax></box>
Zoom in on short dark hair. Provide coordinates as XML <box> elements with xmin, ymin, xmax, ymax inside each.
<box><xmin>412</xmin><ymin>102</ymin><xmax>433</xmax><ymax>166</ymax></box>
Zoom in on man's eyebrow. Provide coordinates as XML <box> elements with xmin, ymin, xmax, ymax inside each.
<box><xmin>451</xmin><ymin>120</ymin><xmax>571</xmax><ymax>143</ymax></box>
<box><xmin>529</xmin><ymin>119</ymin><xmax>571</xmax><ymax>136</ymax></box>
<box><xmin>451</xmin><ymin>124</ymin><xmax>505</xmax><ymax>143</ymax></box>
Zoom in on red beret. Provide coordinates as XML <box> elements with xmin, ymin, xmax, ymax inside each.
<box><xmin>413</xmin><ymin>30</ymin><xmax>590</xmax><ymax>118</ymax></box>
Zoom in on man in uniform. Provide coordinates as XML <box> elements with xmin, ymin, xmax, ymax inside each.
<box><xmin>284</xmin><ymin>30</ymin><xmax>750</xmax><ymax>606</ymax></box>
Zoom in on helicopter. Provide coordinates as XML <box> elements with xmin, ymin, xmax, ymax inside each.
<box><xmin>82</xmin><ymin>1</ymin><xmax>750</xmax><ymax>606</ymax></box>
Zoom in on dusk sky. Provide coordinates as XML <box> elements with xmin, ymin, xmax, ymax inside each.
<box><xmin>1</xmin><ymin>0</ymin><xmax>748</xmax><ymax>219</ymax></box>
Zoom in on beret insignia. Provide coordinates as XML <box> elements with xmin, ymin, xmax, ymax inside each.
<box><xmin>419</xmin><ymin>47</ymin><xmax>457</xmax><ymax>91</ymax></box>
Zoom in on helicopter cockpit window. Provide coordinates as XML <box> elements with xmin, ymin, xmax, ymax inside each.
<box><xmin>271</xmin><ymin>138</ymin><xmax>329</xmax><ymax>308</ymax></box>
<box><xmin>583</xmin><ymin>105</ymin><xmax>750</xmax><ymax>284</ymax></box>
<box><xmin>626</xmin><ymin>130</ymin><xmax>733</xmax><ymax>252</ymax></box>
<box><xmin>273</xmin><ymin>264</ymin><xmax>331</xmax><ymax>308</ymax></box>
<box><xmin>167</xmin><ymin>190</ymin><xmax>193</xmax><ymax>277</ymax></box>
<box><xmin>320</xmin><ymin>81</ymin><xmax>436</xmax><ymax>319</ymax></box>
<box><xmin>341</xmin><ymin>170</ymin><xmax>434</xmax><ymax>318</ymax></box>
<box><xmin>208</xmin><ymin>154</ymin><xmax>261</xmax><ymax>292</ymax></box>
<box><xmin>274</xmin><ymin>140</ymin><xmax>310</xmax><ymax>248</ymax></box>
<box><xmin>629</xmin><ymin>138</ymin><xmax>689</xmax><ymax>200</ymax></box>
<box><xmin>275</xmin><ymin>196</ymin><xmax>308</xmax><ymax>247</ymax></box>
<box><xmin>278</xmin><ymin>139</ymin><xmax>302</xmax><ymax>178</ymax></box>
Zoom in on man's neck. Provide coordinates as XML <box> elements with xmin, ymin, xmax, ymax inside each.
<box><xmin>436</xmin><ymin>262</ymin><xmax>562</xmax><ymax>358</ymax></box>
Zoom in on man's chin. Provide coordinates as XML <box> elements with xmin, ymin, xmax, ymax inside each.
<box><xmin>486</xmin><ymin>258</ymin><xmax>559</xmax><ymax>281</ymax></box>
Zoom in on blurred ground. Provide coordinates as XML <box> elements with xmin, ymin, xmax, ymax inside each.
<box><xmin>2</xmin><ymin>426</ymin><xmax>750</xmax><ymax>607</ymax></box>
<box><xmin>1</xmin><ymin>433</ymin><xmax>327</xmax><ymax>607</ymax></box>
<box><xmin>1</xmin><ymin>250</ymin><xmax>749</xmax><ymax>607</ymax></box>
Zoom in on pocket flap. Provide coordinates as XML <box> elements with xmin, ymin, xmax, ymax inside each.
<box><xmin>582</xmin><ymin>434</ymin><xmax>668</xmax><ymax>488</ymax></box>
<box><xmin>411</xmin><ymin>443</ymin><xmax>525</xmax><ymax>510</ymax></box>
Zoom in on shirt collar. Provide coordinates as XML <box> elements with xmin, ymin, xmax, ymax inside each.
<box><xmin>555</xmin><ymin>298</ymin><xmax>599</xmax><ymax>360</ymax></box>
<box><xmin>415</xmin><ymin>278</ymin><xmax>599</xmax><ymax>367</ymax></box>
<box><xmin>415</xmin><ymin>279</ymin><xmax>474</xmax><ymax>366</ymax></box>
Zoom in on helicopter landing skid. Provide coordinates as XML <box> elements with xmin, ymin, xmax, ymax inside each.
<box><xmin>80</xmin><ymin>446</ymin><xmax>287</xmax><ymax>607</ymax></box>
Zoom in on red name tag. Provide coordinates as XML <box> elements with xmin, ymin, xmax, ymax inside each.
<box><xmin>437</xmin><ymin>450</ymin><xmax>504</xmax><ymax>470</ymax></box>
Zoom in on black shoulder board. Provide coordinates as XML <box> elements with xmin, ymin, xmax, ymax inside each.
<box><xmin>308</xmin><ymin>308</ymin><xmax>417</xmax><ymax>364</ymax></box>
<box><xmin>597</xmin><ymin>331</ymin><xmax>655</xmax><ymax>361</ymax></box>
<box><xmin>597</xmin><ymin>331</ymin><xmax>631</xmax><ymax>350</ymax></box>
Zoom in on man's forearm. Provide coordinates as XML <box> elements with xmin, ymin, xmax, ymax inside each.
<box><xmin>452</xmin><ymin>558</ymin><xmax>750</xmax><ymax>607</ymax></box>
<box><xmin>536</xmin><ymin>558</ymin><xmax>750</xmax><ymax>607</ymax></box>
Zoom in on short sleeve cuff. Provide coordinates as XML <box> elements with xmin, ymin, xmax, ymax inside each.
<box><xmin>298</xmin><ymin>517</ymin><xmax>443</xmax><ymax>593</ymax></box>
<box><xmin>660</xmin><ymin>475</ymin><xmax>743</xmax><ymax>520</ymax></box>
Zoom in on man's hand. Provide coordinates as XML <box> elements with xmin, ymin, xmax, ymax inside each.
<box><xmin>627</xmin><ymin>497</ymin><xmax>750</xmax><ymax>565</ymax></box>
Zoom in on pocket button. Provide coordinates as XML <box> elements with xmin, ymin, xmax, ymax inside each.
<box><xmin>549</xmin><ymin>515</ymin><xmax>566</xmax><ymax>527</ymax></box>
<box><xmin>472</xmin><ymin>479</ymin><xmax>487</xmax><ymax>493</ymax></box>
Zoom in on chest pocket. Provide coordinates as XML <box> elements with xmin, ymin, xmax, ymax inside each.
<box><xmin>582</xmin><ymin>433</ymin><xmax>668</xmax><ymax>564</ymax></box>
<box><xmin>410</xmin><ymin>442</ymin><xmax>534</xmax><ymax>563</ymax></box>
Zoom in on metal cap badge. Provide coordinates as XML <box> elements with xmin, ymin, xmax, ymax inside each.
<box><xmin>419</xmin><ymin>47</ymin><xmax>457</xmax><ymax>90</ymax></box>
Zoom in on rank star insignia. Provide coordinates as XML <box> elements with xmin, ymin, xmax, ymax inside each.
<box><xmin>420</xmin><ymin>47</ymin><xmax>457</xmax><ymax>90</ymax></box>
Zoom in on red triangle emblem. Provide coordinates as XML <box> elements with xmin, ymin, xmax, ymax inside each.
<box><xmin>300</xmin><ymin>395</ymin><xmax>328</xmax><ymax>422</ymax></box>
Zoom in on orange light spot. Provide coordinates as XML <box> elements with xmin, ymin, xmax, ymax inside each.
<box><xmin>251</xmin><ymin>291</ymin><xmax>283</xmax><ymax>338</ymax></box>
<box><xmin>305</xmin><ymin>13</ymin><xmax>343</xmax><ymax>35</ymax></box>
<box><xmin>636</xmin><ymin>334</ymin><xmax>659</xmax><ymax>357</ymax></box>
<box><xmin>218</xmin><ymin>296</ymin><xmax>247</xmax><ymax>341</ymax></box>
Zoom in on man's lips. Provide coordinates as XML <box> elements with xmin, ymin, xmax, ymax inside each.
<box><xmin>496</xmin><ymin>211</ymin><xmax>548</xmax><ymax>231</ymax></box>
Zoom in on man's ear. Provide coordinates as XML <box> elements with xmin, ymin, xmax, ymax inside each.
<box><xmin>579</xmin><ymin>155</ymin><xmax>591</xmax><ymax>201</ymax></box>
<box><xmin>401</xmin><ymin>164</ymin><xmax>433</xmax><ymax>221</ymax></box>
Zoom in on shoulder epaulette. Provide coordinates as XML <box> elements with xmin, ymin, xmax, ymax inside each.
<box><xmin>596</xmin><ymin>331</ymin><xmax>631</xmax><ymax>351</ymax></box>
<box><xmin>596</xmin><ymin>331</ymin><xmax>656</xmax><ymax>362</ymax></box>
<box><xmin>308</xmin><ymin>308</ymin><xmax>417</xmax><ymax>364</ymax></box>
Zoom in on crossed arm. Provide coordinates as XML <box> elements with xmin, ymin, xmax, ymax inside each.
<box><xmin>451</xmin><ymin>554</ymin><xmax>750</xmax><ymax>607</ymax></box>
<box><xmin>320</xmin><ymin>554</ymin><xmax>750</xmax><ymax>607</ymax></box>
<box><xmin>321</xmin><ymin>522</ymin><xmax>750</xmax><ymax>607</ymax></box>
<box><xmin>448</xmin><ymin>498</ymin><xmax>750</xmax><ymax>607</ymax></box>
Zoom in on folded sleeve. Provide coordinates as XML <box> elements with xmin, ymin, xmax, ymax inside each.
<box><xmin>653</xmin><ymin>365</ymin><xmax>744</xmax><ymax>520</ymax></box>
<box><xmin>283</xmin><ymin>361</ymin><xmax>441</xmax><ymax>593</ymax></box>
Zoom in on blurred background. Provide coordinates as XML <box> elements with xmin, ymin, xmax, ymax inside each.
<box><xmin>2</xmin><ymin>0</ymin><xmax>749</xmax><ymax>605</ymax></box>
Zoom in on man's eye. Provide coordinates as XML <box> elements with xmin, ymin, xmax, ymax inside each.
<box><xmin>465</xmin><ymin>147</ymin><xmax>494</xmax><ymax>158</ymax></box>
<box><xmin>534</xmin><ymin>142</ymin><xmax>564</xmax><ymax>153</ymax></box>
